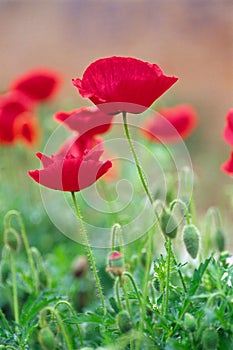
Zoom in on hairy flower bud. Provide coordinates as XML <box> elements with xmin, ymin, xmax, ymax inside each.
<box><xmin>215</xmin><ymin>228</ymin><xmax>225</xmax><ymax>252</ymax></box>
<box><xmin>183</xmin><ymin>224</ymin><xmax>200</xmax><ymax>259</ymax></box>
<box><xmin>116</xmin><ymin>310</ymin><xmax>132</xmax><ymax>333</ymax></box>
<box><xmin>161</xmin><ymin>210</ymin><xmax>178</xmax><ymax>239</ymax></box>
<box><xmin>4</xmin><ymin>228</ymin><xmax>20</xmax><ymax>252</ymax></box>
<box><xmin>72</xmin><ymin>255</ymin><xmax>89</xmax><ymax>278</ymax></box>
<box><xmin>201</xmin><ymin>328</ymin><xmax>219</xmax><ymax>350</ymax></box>
<box><xmin>38</xmin><ymin>327</ymin><xmax>56</xmax><ymax>350</ymax></box>
<box><xmin>184</xmin><ymin>313</ymin><xmax>196</xmax><ymax>332</ymax></box>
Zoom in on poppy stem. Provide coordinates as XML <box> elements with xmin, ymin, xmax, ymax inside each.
<box><xmin>10</xmin><ymin>250</ymin><xmax>19</xmax><ymax>325</ymax></box>
<box><xmin>122</xmin><ymin>112</ymin><xmax>153</xmax><ymax>204</ymax></box>
<box><xmin>71</xmin><ymin>192</ymin><xmax>106</xmax><ymax>313</ymax></box>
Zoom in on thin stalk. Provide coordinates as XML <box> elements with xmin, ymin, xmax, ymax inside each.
<box><xmin>123</xmin><ymin>272</ymin><xmax>142</xmax><ymax>308</ymax></box>
<box><xmin>115</xmin><ymin>276</ymin><xmax>123</xmax><ymax>310</ymax></box>
<box><xmin>164</xmin><ymin>238</ymin><xmax>172</xmax><ymax>316</ymax></box>
<box><xmin>71</xmin><ymin>192</ymin><xmax>105</xmax><ymax>312</ymax></box>
<box><xmin>10</xmin><ymin>251</ymin><xmax>19</xmax><ymax>325</ymax></box>
<box><xmin>99</xmin><ymin>178</ymin><xmax>119</xmax><ymax>224</ymax></box>
<box><xmin>55</xmin><ymin>300</ymin><xmax>83</xmax><ymax>346</ymax></box>
<box><xmin>4</xmin><ymin>210</ymin><xmax>39</xmax><ymax>295</ymax></box>
<box><xmin>122</xmin><ymin>112</ymin><xmax>153</xmax><ymax>204</ymax></box>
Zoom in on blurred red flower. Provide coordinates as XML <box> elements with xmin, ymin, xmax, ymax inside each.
<box><xmin>72</xmin><ymin>56</ymin><xmax>178</xmax><ymax>114</ymax></box>
<box><xmin>10</xmin><ymin>68</ymin><xmax>62</xmax><ymax>102</ymax></box>
<box><xmin>28</xmin><ymin>136</ymin><xmax>112</xmax><ymax>192</ymax></box>
<box><xmin>13</xmin><ymin>112</ymin><xmax>40</xmax><ymax>147</ymax></box>
<box><xmin>221</xmin><ymin>151</ymin><xmax>233</xmax><ymax>175</ymax></box>
<box><xmin>222</xmin><ymin>109</ymin><xmax>233</xmax><ymax>146</ymax></box>
<box><xmin>141</xmin><ymin>104</ymin><xmax>198</xmax><ymax>143</ymax></box>
<box><xmin>55</xmin><ymin>106</ymin><xmax>113</xmax><ymax>137</ymax></box>
<box><xmin>0</xmin><ymin>91</ymin><xmax>34</xmax><ymax>144</ymax></box>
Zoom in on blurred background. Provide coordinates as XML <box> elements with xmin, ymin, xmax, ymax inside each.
<box><xmin>0</xmin><ymin>0</ymin><xmax>232</xmax><ymax>223</ymax></box>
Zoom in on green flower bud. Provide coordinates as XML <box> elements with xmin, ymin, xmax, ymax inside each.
<box><xmin>38</xmin><ymin>327</ymin><xmax>56</xmax><ymax>350</ymax></box>
<box><xmin>109</xmin><ymin>296</ymin><xmax>119</xmax><ymax>313</ymax></box>
<box><xmin>215</xmin><ymin>228</ymin><xmax>225</xmax><ymax>252</ymax></box>
<box><xmin>39</xmin><ymin>269</ymin><xmax>50</xmax><ymax>289</ymax></box>
<box><xmin>116</xmin><ymin>310</ymin><xmax>132</xmax><ymax>333</ymax></box>
<box><xmin>183</xmin><ymin>224</ymin><xmax>200</xmax><ymax>259</ymax></box>
<box><xmin>4</xmin><ymin>228</ymin><xmax>20</xmax><ymax>252</ymax></box>
<box><xmin>201</xmin><ymin>327</ymin><xmax>219</xmax><ymax>350</ymax></box>
<box><xmin>0</xmin><ymin>261</ymin><xmax>10</xmax><ymax>283</ymax></box>
<box><xmin>108</xmin><ymin>251</ymin><xmax>124</xmax><ymax>268</ymax></box>
<box><xmin>161</xmin><ymin>210</ymin><xmax>178</xmax><ymax>239</ymax></box>
<box><xmin>184</xmin><ymin>313</ymin><xmax>196</xmax><ymax>332</ymax></box>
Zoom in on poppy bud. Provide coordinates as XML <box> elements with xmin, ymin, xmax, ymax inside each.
<box><xmin>108</xmin><ymin>251</ymin><xmax>124</xmax><ymax>268</ymax></box>
<box><xmin>0</xmin><ymin>261</ymin><xmax>10</xmax><ymax>283</ymax></box>
<box><xmin>183</xmin><ymin>224</ymin><xmax>200</xmax><ymax>259</ymax></box>
<box><xmin>72</xmin><ymin>255</ymin><xmax>88</xmax><ymax>278</ymax></box>
<box><xmin>116</xmin><ymin>310</ymin><xmax>132</xmax><ymax>333</ymax></box>
<box><xmin>214</xmin><ymin>228</ymin><xmax>225</xmax><ymax>252</ymax></box>
<box><xmin>4</xmin><ymin>228</ymin><xmax>20</xmax><ymax>252</ymax></box>
<box><xmin>39</xmin><ymin>269</ymin><xmax>50</xmax><ymax>289</ymax></box>
<box><xmin>38</xmin><ymin>327</ymin><xmax>56</xmax><ymax>350</ymax></box>
<box><xmin>161</xmin><ymin>210</ymin><xmax>178</xmax><ymax>239</ymax></box>
<box><xmin>201</xmin><ymin>328</ymin><xmax>219</xmax><ymax>350</ymax></box>
<box><xmin>184</xmin><ymin>313</ymin><xmax>196</xmax><ymax>332</ymax></box>
<box><xmin>109</xmin><ymin>296</ymin><xmax>119</xmax><ymax>313</ymax></box>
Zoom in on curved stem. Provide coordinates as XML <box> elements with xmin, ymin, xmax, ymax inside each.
<box><xmin>71</xmin><ymin>192</ymin><xmax>105</xmax><ymax>313</ymax></box>
<box><xmin>54</xmin><ymin>300</ymin><xmax>83</xmax><ymax>346</ymax></box>
<box><xmin>4</xmin><ymin>210</ymin><xmax>39</xmax><ymax>295</ymax></box>
<box><xmin>122</xmin><ymin>112</ymin><xmax>153</xmax><ymax>204</ymax></box>
<box><xmin>10</xmin><ymin>251</ymin><xmax>19</xmax><ymax>325</ymax></box>
<box><xmin>123</xmin><ymin>272</ymin><xmax>142</xmax><ymax>308</ymax></box>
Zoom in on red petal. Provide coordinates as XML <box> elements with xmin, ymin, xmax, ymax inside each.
<box><xmin>223</xmin><ymin>109</ymin><xmax>233</xmax><ymax>146</ymax></box>
<box><xmin>141</xmin><ymin>104</ymin><xmax>198</xmax><ymax>143</ymax></box>
<box><xmin>221</xmin><ymin>152</ymin><xmax>233</xmax><ymax>176</ymax></box>
<box><xmin>73</xmin><ymin>56</ymin><xmax>178</xmax><ymax>114</ymax></box>
<box><xmin>10</xmin><ymin>68</ymin><xmax>62</xmax><ymax>102</ymax></box>
<box><xmin>0</xmin><ymin>91</ymin><xmax>32</xmax><ymax>144</ymax></box>
<box><xmin>54</xmin><ymin>106</ymin><xmax>113</xmax><ymax>136</ymax></box>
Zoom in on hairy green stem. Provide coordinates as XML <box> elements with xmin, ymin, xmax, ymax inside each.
<box><xmin>71</xmin><ymin>192</ymin><xmax>105</xmax><ymax>312</ymax></box>
<box><xmin>122</xmin><ymin>112</ymin><xmax>153</xmax><ymax>204</ymax></box>
<box><xmin>10</xmin><ymin>251</ymin><xmax>19</xmax><ymax>325</ymax></box>
<box><xmin>115</xmin><ymin>276</ymin><xmax>123</xmax><ymax>310</ymax></box>
<box><xmin>164</xmin><ymin>238</ymin><xmax>172</xmax><ymax>316</ymax></box>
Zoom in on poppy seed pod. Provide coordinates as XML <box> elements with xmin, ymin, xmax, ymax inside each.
<box><xmin>161</xmin><ymin>209</ymin><xmax>178</xmax><ymax>239</ymax></box>
<box><xmin>38</xmin><ymin>327</ymin><xmax>56</xmax><ymax>350</ymax></box>
<box><xmin>201</xmin><ymin>328</ymin><xmax>219</xmax><ymax>350</ymax></box>
<box><xmin>116</xmin><ymin>310</ymin><xmax>132</xmax><ymax>333</ymax></box>
<box><xmin>183</xmin><ymin>224</ymin><xmax>200</xmax><ymax>259</ymax></box>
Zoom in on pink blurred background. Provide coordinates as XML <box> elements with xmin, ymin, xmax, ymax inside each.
<box><xmin>0</xmin><ymin>0</ymin><xmax>233</xmax><ymax>208</ymax></box>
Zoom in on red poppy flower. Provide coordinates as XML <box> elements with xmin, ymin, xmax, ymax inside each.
<box><xmin>0</xmin><ymin>91</ymin><xmax>32</xmax><ymax>144</ymax></box>
<box><xmin>72</xmin><ymin>56</ymin><xmax>178</xmax><ymax>114</ymax></box>
<box><xmin>221</xmin><ymin>151</ymin><xmax>233</xmax><ymax>176</ymax></box>
<box><xmin>13</xmin><ymin>112</ymin><xmax>40</xmax><ymax>147</ymax></box>
<box><xmin>222</xmin><ymin>109</ymin><xmax>233</xmax><ymax>146</ymax></box>
<box><xmin>28</xmin><ymin>136</ymin><xmax>112</xmax><ymax>192</ymax></box>
<box><xmin>10</xmin><ymin>68</ymin><xmax>62</xmax><ymax>102</ymax></box>
<box><xmin>141</xmin><ymin>104</ymin><xmax>198</xmax><ymax>143</ymax></box>
<box><xmin>54</xmin><ymin>106</ymin><xmax>113</xmax><ymax>137</ymax></box>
